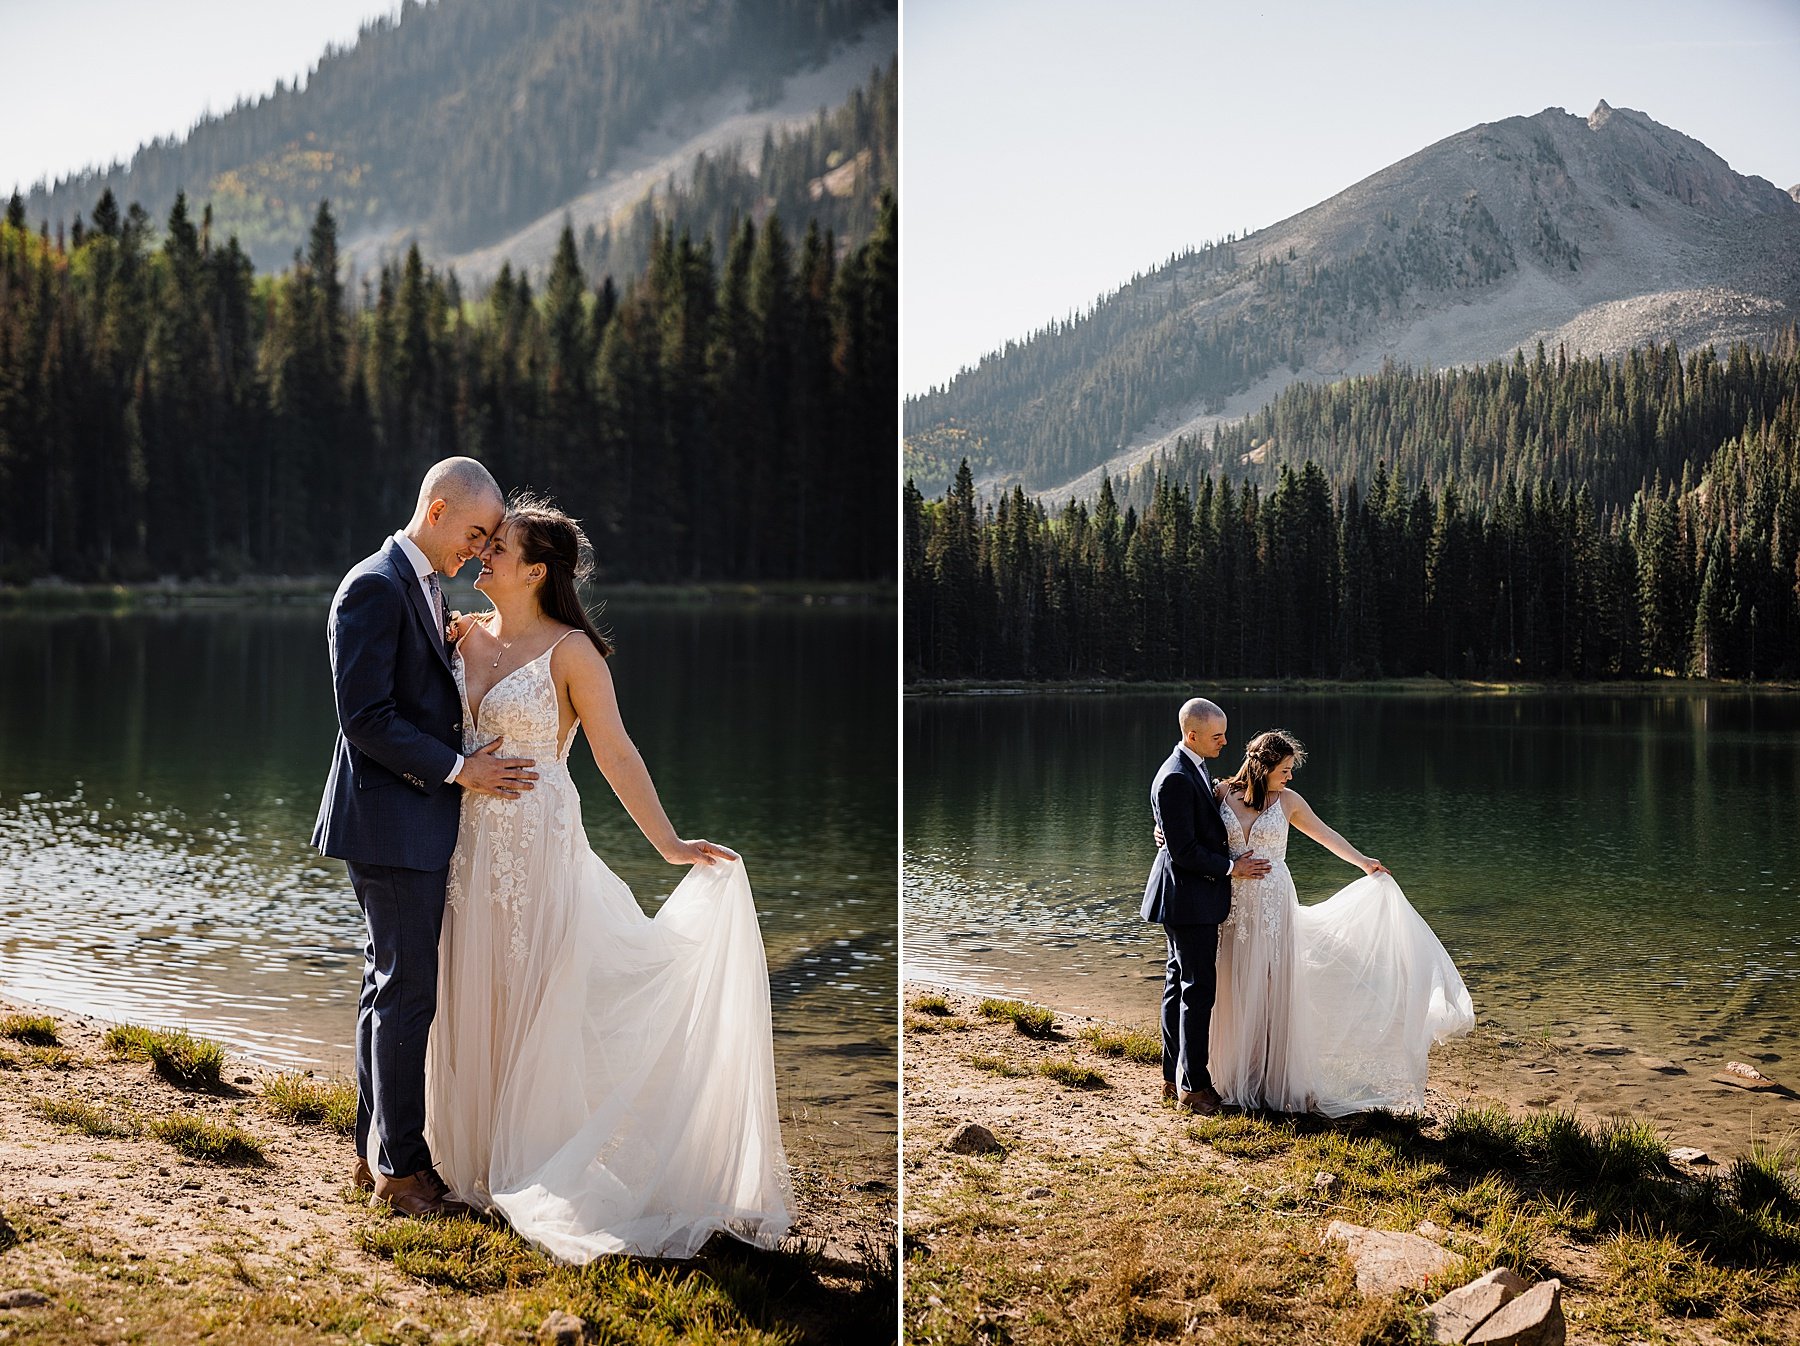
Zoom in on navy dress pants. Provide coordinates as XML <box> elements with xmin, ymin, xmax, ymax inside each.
<box><xmin>1160</xmin><ymin>921</ymin><xmax>1220</xmax><ymax>1095</ymax></box>
<box><xmin>346</xmin><ymin>859</ymin><xmax>449</xmax><ymax>1179</ymax></box>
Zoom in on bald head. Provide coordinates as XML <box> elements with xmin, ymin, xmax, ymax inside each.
<box><xmin>1179</xmin><ymin>698</ymin><xmax>1224</xmax><ymax>732</ymax></box>
<box><xmin>1179</xmin><ymin>697</ymin><xmax>1228</xmax><ymax>761</ymax></box>
<box><xmin>414</xmin><ymin>457</ymin><xmax>501</xmax><ymax>518</ymax></box>
<box><xmin>406</xmin><ymin>456</ymin><xmax>505</xmax><ymax>578</ymax></box>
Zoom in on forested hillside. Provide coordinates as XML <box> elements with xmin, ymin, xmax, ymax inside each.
<box><xmin>0</xmin><ymin>189</ymin><xmax>896</xmax><ymax>583</ymax></box>
<box><xmin>18</xmin><ymin>0</ymin><xmax>891</xmax><ymax>272</ymax></box>
<box><xmin>906</xmin><ymin>334</ymin><xmax>1800</xmax><ymax>681</ymax></box>
<box><xmin>579</xmin><ymin>61</ymin><xmax>894</xmax><ymax>285</ymax></box>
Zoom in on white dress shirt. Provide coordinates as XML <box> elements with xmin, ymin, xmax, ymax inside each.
<box><xmin>393</xmin><ymin>531</ymin><xmax>464</xmax><ymax>784</ymax></box>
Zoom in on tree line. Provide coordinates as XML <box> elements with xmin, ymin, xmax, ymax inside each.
<box><xmin>0</xmin><ymin>188</ymin><xmax>895</xmax><ymax>583</ymax></box>
<box><xmin>907</xmin><ymin>341</ymin><xmax>1800</xmax><ymax>681</ymax></box>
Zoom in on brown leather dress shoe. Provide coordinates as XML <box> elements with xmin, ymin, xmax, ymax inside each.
<box><xmin>1177</xmin><ymin>1086</ymin><xmax>1222</xmax><ymax>1117</ymax></box>
<box><xmin>352</xmin><ymin>1155</ymin><xmax>375</xmax><ymax>1192</ymax></box>
<box><xmin>1161</xmin><ymin>1079</ymin><xmax>1177</xmax><ymax>1103</ymax></box>
<box><xmin>370</xmin><ymin>1168</ymin><xmax>469</xmax><ymax>1217</ymax></box>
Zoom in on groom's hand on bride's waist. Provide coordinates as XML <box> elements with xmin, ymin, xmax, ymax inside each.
<box><xmin>456</xmin><ymin>738</ymin><xmax>538</xmax><ymax>798</ymax></box>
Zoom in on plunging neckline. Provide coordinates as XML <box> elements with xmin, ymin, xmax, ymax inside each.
<box><xmin>459</xmin><ymin>633</ymin><xmax>572</xmax><ymax>732</ymax></box>
<box><xmin>1223</xmin><ymin>792</ymin><xmax>1282</xmax><ymax>846</ymax></box>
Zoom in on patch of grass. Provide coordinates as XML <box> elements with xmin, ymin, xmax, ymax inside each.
<box><xmin>962</xmin><ymin>1053</ymin><xmax>1027</xmax><ymax>1078</ymax></box>
<box><xmin>104</xmin><ymin>1023</ymin><xmax>228</xmax><ymax>1090</ymax></box>
<box><xmin>904</xmin><ymin>1013</ymin><xmax>966</xmax><ymax>1035</ymax></box>
<box><xmin>102</xmin><ymin>1023</ymin><xmax>159</xmax><ymax>1058</ymax></box>
<box><xmin>1077</xmin><ymin>1025</ymin><xmax>1161</xmax><ymax>1065</ymax></box>
<box><xmin>1037</xmin><ymin>1059</ymin><xmax>1108</xmax><ymax>1090</ymax></box>
<box><xmin>356</xmin><ymin>1211</ymin><xmax>548</xmax><ymax>1294</ymax></box>
<box><xmin>908</xmin><ymin>993</ymin><xmax>952</xmax><ymax>1016</ymax></box>
<box><xmin>1601</xmin><ymin>1230</ymin><xmax>1772</xmax><ymax>1318</ymax></box>
<box><xmin>0</xmin><ymin>1208</ymin><xmax>18</xmax><ymax>1253</ymax></box>
<box><xmin>261</xmin><ymin>1073</ymin><xmax>356</xmax><ymax>1135</ymax></box>
<box><xmin>1186</xmin><ymin>1112</ymin><xmax>1298</xmax><ymax>1160</ymax></box>
<box><xmin>976</xmin><ymin>998</ymin><xmax>1056</xmax><ymax>1039</ymax></box>
<box><xmin>1730</xmin><ymin>1144</ymin><xmax>1800</xmax><ymax>1222</ymax></box>
<box><xmin>24</xmin><ymin>1045</ymin><xmax>75</xmax><ymax>1070</ymax></box>
<box><xmin>29</xmin><ymin>1097</ymin><xmax>141</xmax><ymax>1139</ymax></box>
<box><xmin>0</xmin><ymin>1012</ymin><xmax>59</xmax><ymax>1045</ymax></box>
<box><xmin>149</xmin><ymin>1112</ymin><xmax>265</xmax><ymax>1165</ymax></box>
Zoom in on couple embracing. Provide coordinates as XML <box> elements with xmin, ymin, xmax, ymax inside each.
<box><xmin>311</xmin><ymin>457</ymin><xmax>791</xmax><ymax>1261</ymax></box>
<box><xmin>1144</xmin><ymin>697</ymin><xmax>1474</xmax><ymax>1120</ymax></box>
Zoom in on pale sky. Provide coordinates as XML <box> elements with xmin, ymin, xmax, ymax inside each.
<box><xmin>0</xmin><ymin>0</ymin><xmax>400</xmax><ymax>196</ymax></box>
<box><xmin>903</xmin><ymin>0</ymin><xmax>1800</xmax><ymax>395</ymax></box>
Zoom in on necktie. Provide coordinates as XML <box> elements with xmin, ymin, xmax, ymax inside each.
<box><xmin>426</xmin><ymin>572</ymin><xmax>447</xmax><ymax>642</ymax></box>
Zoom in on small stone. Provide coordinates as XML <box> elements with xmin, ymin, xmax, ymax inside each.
<box><xmin>180</xmin><ymin>1179</ymin><xmax>200</xmax><ymax>1191</ymax></box>
<box><xmin>1712</xmin><ymin>1061</ymin><xmax>1781</xmax><ymax>1091</ymax></box>
<box><xmin>1416</xmin><ymin>1219</ymin><xmax>1444</xmax><ymax>1240</ymax></box>
<box><xmin>1467</xmin><ymin>1278</ymin><xmax>1564</xmax><ymax>1345</ymax></box>
<box><xmin>1423</xmin><ymin>1268</ymin><xmax>1527</xmax><ymax>1343</ymax></box>
<box><xmin>1635</xmin><ymin>1056</ymin><xmax>1684</xmax><ymax>1074</ymax></box>
<box><xmin>1583</xmin><ymin>1044</ymin><xmax>1630</xmax><ymax>1056</ymax></box>
<box><xmin>1324</xmin><ymin>1220</ymin><xmax>1457</xmax><ymax>1295</ymax></box>
<box><xmin>540</xmin><ymin>1309</ymin><xmax>585</xmax><ymax>1344</ymax></box>
<box><xmin>1670</xmin><ymin>1146</ymin><xmax>1713</xmax><ymax>1165</ymax></box>
<box><xmin>944</xmin><ymin>1122</ymin><xmax>1004</xmax><ymax>1155</ymax></box>
<box><xmin>233</xmin><ymin>1075</ymin><xmax>253</xmax><ymax>1085</ymax></box>
<box><xmin>0</xmin><ymin>1290</ymin><xmax>51</xmax><ymax>1309</ymax></box>
<box><xmin>390</xmin><ymin>1319</ymin><xmax>430</xmax><ymax>1341</ymax></box>
<box><xmin>1312</xmin><ymin>1170</ymin><xmax>1340</xmax><ymax>1197</ymax></box>
<box><xmin>1023</xmin><ymin>1185</ymin><xmax>1052</xmax><ymax>1199</ymax></box>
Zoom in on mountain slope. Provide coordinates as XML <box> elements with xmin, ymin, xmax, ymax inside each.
<box><xmin>21</xmin><ymin>0</ymin><xmax>892</xmax><ymax>274</ymax></box>
<box><xmin>904</xmin><ymin>102</ymin><xmax>1800</xmax><ymax>497</ymax></box>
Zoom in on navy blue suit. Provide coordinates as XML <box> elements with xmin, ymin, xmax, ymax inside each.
<box><xmin>312</xmin><ymin>538</ymin><xmax>464</xmax><ymax>1178</ymax></box>
<box><xmin>1140</xmin><ymin>744</ymin><xmax>1234</xmax><ymax>1095</ymax></box>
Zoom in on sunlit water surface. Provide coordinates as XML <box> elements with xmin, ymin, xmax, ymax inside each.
<box><xmin>905</xmin><ymin>690</ymin><xmax>1800</xmax><ymax>1063</ymax></box>
<box><xmin>0</xmin><ymin>598</ymin><xmax>896</xmax><ymax>1162</ymax></box>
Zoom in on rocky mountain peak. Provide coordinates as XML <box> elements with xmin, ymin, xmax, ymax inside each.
<box><xmin>1588</xmin><ymin>99</ymin><xmax>1614</xmax><ymax>130</ymax></box>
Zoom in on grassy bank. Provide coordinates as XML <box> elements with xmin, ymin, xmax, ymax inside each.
<box><xmin>1</xmin><ymin>579</ymin><xmax>896</xmax><ymax>612</ymax></box>
<box><xmin>902</xmin><ymin>986</ymin><xmax>1800</xmax><ymax>1345</ymax></box>
<box><xmin>906</xmin><ymin>675</ymin><xmax>1799</xmax><ymax>697</ymax></box>
<box><xmin>0</xmin><ymin>1003</ymin><xmax>896</xmax><ymax>1344</ymax></box>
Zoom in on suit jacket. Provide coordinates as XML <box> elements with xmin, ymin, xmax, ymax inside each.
<box><xmin>1140</xmin><ymin>744</ymin><xmax>1234</xmax><ymax>926</ymax></box>
<box><xmin>311</xmin><ymin>538</ymin><xmax>464</xmax><ymax>870</ymax></box>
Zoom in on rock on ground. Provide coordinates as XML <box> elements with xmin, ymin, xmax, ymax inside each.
<box><xmin>1323</xmin><ymin>1219</ymin><xmax>1457</xmax><ymax>1296</ymax></box>
<box><xmin>944</xmin><ymin>1122</ymin><xmax>1005</xmax><ymax>1155</ymax></box>
<box><xmin>1424</xmin><ymin>1267</ymin><xmax>1529</xmax><ymax>1343</ymax></box>
<box><xmin>1466</xmin><ymin>1278</ymin><xmax>1565</xmax><ymax>1346</ymax></box>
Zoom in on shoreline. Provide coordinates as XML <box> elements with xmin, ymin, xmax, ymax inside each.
<box><xmin>0</xmin><ymin>578</ymin><xmax>896</xmax><ymax>611</ymax></box>
<box><xmin>902</xmin><ymin>980</ymin><xmax>1800</xmax><ymax>1343</ymax></box>
<box><xmin>0</xmin><ymin>992</ymin><xmax>896</xmax><ymax>1344</ymax></box>
<box><xmin>907</xmin><ymin>674</ymin><xmax>1800</xmax><ymax>696</ymax></box>
<box><xmin>902</xmin><ymin>978</ymin><xmax>1800</xmax><ymax>1166</ymax></box>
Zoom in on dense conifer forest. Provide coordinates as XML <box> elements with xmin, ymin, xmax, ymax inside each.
<box><xmin>18</xmin><ymin>0</ymin><xmax>893</xmax><ymax>271</ymax></box>
<box><xmin>0</xmin><ymin>188</ymin><xmax>896</xmax><ymax>583</ymax></box>
<box><xmin>906</xmin><ymin>334</ymin><xmax>1800</xmax><ymax>680</ymax></box>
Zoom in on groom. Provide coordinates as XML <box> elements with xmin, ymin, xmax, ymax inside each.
<box><xmin>1140</xmin><ymin>697</ymin><xmax>1269</xmax><ymax>1115</ymax></box>
<box><xmin>312</xmin><ymin>457</ymin><xmax>536</xmax><ymax>1216</ymax></box>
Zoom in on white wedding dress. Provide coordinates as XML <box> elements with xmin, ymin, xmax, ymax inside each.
<box><xmin>1211</xmin><ymin>794</ymin><xmax>1474</xmax><ymax>1117</ymax></box>
<box><xmin>423</xmin><ymin>635</ymin><xmax>792</xmax><ymax>1261</ymax></box>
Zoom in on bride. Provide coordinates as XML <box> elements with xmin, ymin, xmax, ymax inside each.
<box><xmin>1210</xmin><ymin>729</ymin><xmax>1474</xmax><ymax>1117</ymax></box>
<box><xmin>423</xmin><ymin>494</ymin><xmax>792</xmax><ymax>1261</ymax></box>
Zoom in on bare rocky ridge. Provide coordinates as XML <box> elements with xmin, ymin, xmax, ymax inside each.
<box><xmin>915</xmin><ymin>103</ymin><xmax>1800</xmax><ymax>501</ymax></box>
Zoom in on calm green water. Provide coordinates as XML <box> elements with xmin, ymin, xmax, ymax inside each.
<box><xmin>905</xmin><ymin>690</ymin><xmax>1800</xmax><ymax>1063</ymax></box>
<box><xmin>0</xmin><ymin>599</ymin><xmax>896</xmax><ymax>1161</ymax></box>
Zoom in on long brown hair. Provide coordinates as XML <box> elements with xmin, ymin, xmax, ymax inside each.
<box><xmin>504</xmin><ymin>493</ymin><xmax>614</xmax><ymax>657</ymax></box>
<box><xmin>1222</xmin><ymin>729</ymin><xmax>1306</xmax><ymax>810</ymax></box>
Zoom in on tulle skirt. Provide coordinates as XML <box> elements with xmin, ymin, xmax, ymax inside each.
<box><xmin>1212</xmin><ymin>869</ymin><xmax>1473</xmax><ymax>1117</ymax></box>
<box><xmin>424</xmin><ymin>769</ymin><xmax>793</xmax><ymax>1261</ymax></box>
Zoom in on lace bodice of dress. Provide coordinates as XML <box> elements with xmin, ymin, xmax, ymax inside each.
<box><xmin>453</xmin><ymin>640</ymin><xmax>579</xmax><ymax>763</ymax></box>
<box><xmin>1220</xmin><ymin>794</ymin><xmax>1290</xmax><ymax>945</ymax></box>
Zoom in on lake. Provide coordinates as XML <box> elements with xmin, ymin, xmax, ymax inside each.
<box><xmin>0</xmin><ymin>596</ymin><xmax>896</xmax><ymax>1164</ymax></box>
<box><xmin>905</xmin><ymin>689</ymin><xmax>1800</xmax><ymax>1065</ymax></box>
